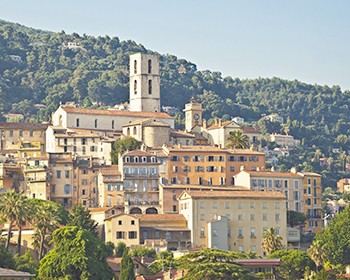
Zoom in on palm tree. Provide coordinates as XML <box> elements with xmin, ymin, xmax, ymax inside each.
<box><xmin>225</xmin><ymin>130</ymin><xmax>250</xmax><ymax>149</ymax></box>
<box><xmin>307</xmin><ymin>240</ymin><xmax>326</xmax><ymax>269</ymax></box>
<box><xmin>340</xmin><ymin>153</ymin><xmax>346</xmax><ymax>172</ymax></box>
<box><xmin>262</xmin><ymin>227</ymin><xmax>283</xmax><ymax>256</ymax></box>
<box><xmin>32</xmin><ymin>202</ymin><xmax>59</xmax><ymax>260</ymax></box>
<box><xmin>15</xmin><ymin>198</ymin><xmax>31</xmax><ymax>255</ymax></box>
<box><xmin>0</xmin><ymin>191</ymin><xmax>28</xmax><ymax>249</ymax></box>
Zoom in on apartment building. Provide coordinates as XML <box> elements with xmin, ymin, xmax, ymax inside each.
<box><xmin>97</xmin><ymin>166</ymin><xmax>123</xmax><ymax>208</ymax></box>
<box><xmin>104</xmin><ymin>213</ymin><xmax>190</xmax><ymax>252</ymax></box>
<box><xmin>0</xmin><ymin>163</ymin><xmax>24</xmax><ymax>192</ymax></box>
<box><xmin>23</xmin><ymin>157</ymin><xmax>51</xmax><ymax>200</ymax></box>
<box><xmin>46</xmin><ymin>126</ymin><xmax>112</xmax><ymax>165</ymax></box>
<box><xmin>162</xmin><ymin>144</ymin><xmax>265</xmax><ymax>186</ymax></box>
<box><xmin>49</xmin><ymin>153</ymin><xmax>73</xmax><ymax>208</ymax></box>
<box><xmin>269</xmin><ymin>133</ymin><xmax>300</xmax><ymax>147</ymax></box>
<box><xmin>0</xmin><ymin>122</ymin><xmax>48</xmax><ymax>151</ymax></box>
<box><xmin>72</xmin><ymin>157</ymin><xmax>101</xmax><ymax>208</ymax></box>
<box><xmin>300</xmin><ymin>172</ymin><xmax>322</xmax><ymax>233</ymax></box>
<box><xmin>179</xmin><ymin>190</ymin><xmax>287</xmax><ymax>257</ymax></box>
<box><xmin>119</xmin><ymin>150</ymin><xmax>160</xmax><ymax>214</ymax></box>
<box><xmin>17</xmin><ymin>141</ymin><xmax>42</xmax><ymax>158</ymax></box>
<box><xmin>234</xmin><ymin>169</ymin><xmax>304</xmax><ymax>213</ymax></box>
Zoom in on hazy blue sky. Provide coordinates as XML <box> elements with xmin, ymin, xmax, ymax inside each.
<box><xmin>1</xmin><ymin>0</ymin><xmax>350</xmax><ymax>90</ymax></box>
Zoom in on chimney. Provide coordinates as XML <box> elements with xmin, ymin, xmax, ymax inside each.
<box><xmin>203</xmin><ymin>119</ymin><xmax>207</xmax><ymax>129</ymax></box>
<box><xmin>291</xmin><ymin>167</ymin><xmax>297</xmax><ymax>174</ymax></box>
<box><xmin>271</xmin><ymin>166</ymin><xmax>275</xmax><ymax>172</ymax></box>
<box><xmin>240</xmin><ymin>165</ymin><xmax>245</xmax><ymax>171</ymax></box>
<box><xmin>215</xmin><ymin>118</ymin><xmax>219</xmax><ymax>125</ymax></box>
<box><xmin>218</xmin><ymin>119</ymin><xmax>222</xmax><ymax>127</ymax></box>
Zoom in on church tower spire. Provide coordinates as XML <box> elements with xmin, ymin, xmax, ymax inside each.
<box><xmin>129</xmin><ymin>53</ymin><xmax>161</xmax><ymax>112</ymax></box>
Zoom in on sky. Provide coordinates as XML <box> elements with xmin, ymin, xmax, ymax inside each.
<box><xmin>1</xmin><ymin>0</ymin><xmax>350</xmax><ymax>90</ymax></box>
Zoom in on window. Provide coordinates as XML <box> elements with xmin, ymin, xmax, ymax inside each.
<box><xmin>250</xmin><ymin>227</ymin><xmax>255</xmax><ymax>237</ymax></box>
<box><xmin>230</xmin><ymin>166</ymin><xmax>235</xmax><ymax>172</ymax></box>
<box><xmin>65</xmin><ymin>170</ymin><xmax>69</xmax><ymax>178</ymax></box>
<box><xmin>112</xmin><ymin>120</ymin><xmax>114</xmax><ymax>129</ymax></box>
<box><xmin>81</xmin><ymin>189</ymin><xmax>86</xmax><ymax>195</ymax></box>
<box><xmin>30</xmin><ymin>131</ymin><xmax>33</xmax><ymax>137</ymax></box>
<box><xmin>226</xmin><ymin>202</ymin><xmax>229</xmax><ymax>209</ymax></box>
<box><xmin>9</xmin><ymin>130</ymin><xmax>13</xmax><ymax>136</ymax></box>
<box><xmin>192</xmin><ymin>156</ymin><xmax>202</xmax><ymax>162</ymax></box>
<box><xmin>183</xmin><ymin>156</ymin><xmax>190</xmax><ymax>162</ymax></box>
<box><xmin>170</xmin><ymin>156</ymin><xmax>180</xmax><ymax>161</ymax></box>
<box><xmin>218</xmin><ymin>156</ymin><xmax>225</xmax><ymax>162</ymax></box>
<box><xmin>275</xmin><ymin>214</ymin><xmax>280</xmax><ymax>221</ymax></box>
<box><xmin>308</xmin><ymin>187</ymin><xmax>311</xmax><ymax>194</ymax></box>
<box><xmin>294</xmin><ymin>180</ymin><xmax>299</xmax><ymax>188</ymax></box>
<box><xmin>172</xmin><ymin>195</ymin><xmax>176</xmax><ymax>201</ymax></box>
<box><xmin>238</xmin><ymin>228</ymin><xmax>243</xmax><ymax>237</ymax></box>
<box><xmin>308</xmin><ymin>178</ymin><xmax>311</xmax><ymax>185</ymax></box>
<box><xmin>294</xmin><ymin>191</ymin><xmax>300</xmax><ymax>200</ymax></box>
<box><xmin>184</xmin><ymin>177</ymin><xmax>190</xmax><ymax>184</ymax></box>
<box><xmin>284</xmin><ymin>180</ymin><xmax>288</xmax><ymax>188</ymax></box>
<box><xmin>134</xmin><ymin>80</ymin><xmax>137</xmax><ymax>94</ymax></box>
<box><xmin>226</xmin><ymin>214</ymin><xmax>230</xmax><ymax>220</ymax></box>
<box><xmin>51</xmin><ymin>185</ymin><xmax>55</xmax><ymax>194</ymax></box>
<box><xmin>268</xmin><ymin>180</ymin><xmax>272</xmax><ymax>187</ymax></box>
<box><xmin>76</xmin><ymin>118</ymin><xmax>79</xmax><ymax>127</ymax></box>
<box><xmin>90</xmin><ymin>146</ymin><xmax>96</xmax><ymax>152</ymax></box>
<box><xmin>129</xmin><ymin>231</ymin><xmax>137</xmax><ymax>239</ymax></box>
<box><xmin>238</xmin><ymin>214</ymin><xmax>242</xmax><ymax>221</ymax></box>
<box><xmin>116</xmin><ymin>231</ymin><xmax>124</xmax><ymax>239</ymax></box>
<box><xmin>173</xmin><ymin>166</ymin><xmax>178</xmax><ymax>172</ymax></box>
<box><xmin>195</xmin><ymin>166</ymin><xmax>203</xmax><ymax>172</ymax></box>
<box><xmin>275</xmin><ymin>202</ymin><xmax>279</xmax><ymax>209</ymax></box>
<box><xmin>73</xmin><ymin>146</ymin><xmax>77</xmax><ymax>152</ymax></box>
<box><xmin>227</xmin><ymin>227</ymin><xmax>231</xmax><ymax>237</ymax></box>
<box><xmin>263</xmin><ymin>214</ymin><xmax>267</xmax><ymax>221</ymax></box>
<box><xmin>82</xmin><ymin>179</ymin><xmax>88</xmax><ymax>185</ymax></box>
<box><xmin>213</xmin><ymin>202</ymin><xmax>217</xmax><ymax>208</ymax></box>
<box><xmin>238</xmin><ymin>202</ymin><xmax>242</xmax><ymax>209</ymax></box>
<box><xmin>263</xmin><ymin>202</ymin><xmax>267</xmax><ymax>209</ymax></box>
<box><xmin>314</xmin><ymin>187</ymin><xmax>317</xmax><ymax>197</ymax></box>
<box><xmin>200</xmin><ymin>202</ymin><xmax>204</xmax><ymax>208</ymax></box>
<box><xmin>200</xmin><ymin>214</ymin><xmax>204</xmax><ymax>220</ymax></box>
<box><xmin>134</xmin><ymin>60</ymin><xmax>137</xmax><ymax>74</ymax></box>
<box><xmin>148</xmin><ymin>80</ymin><xmax>152</xmax><ymax>94</ymax></box>
<box><xmin>82</xmin><ymin>169</ymin><xmax>88</xmax><ymax>174</ymax></box>
<box><xmin>208</xmin><ymin>177</ymin><xmax>212</xmax><ymax>185</ymax></box>
<box><xmin>19</xmin><ymin>130</ymin><xmax>23</xmax><ymax>137</ymax></box>
<box><xmin>212</xmin><ymin>229</ymin><xmax>218</xmax><ymax>237</ymax></box>
<box><xmin>200</xmin><ymin>228</ymin><xmax>205</xmax><ymax>237</ymax></box>
<box><xmin>82</xmin><ymin>138</ymin><xmax>86</xmax><ymax>145</ymax></box>
<box><xmin>57</xmin><ymin>171</ymin><xmax>61</xmax><ymax>178</ymax></box>
<box><xmin>238</xmin><ymin>246</ymin><xmax>244</xmax><ymax>252</ymax></box>
<box><xmin>219</xmin><ymin>177</ymin><xmax>225</xmax><ymax>185</ymax></box>
<box><xmin>64</xmin><ymin>185</ymin><xmax>71</xmax><ymax>194</ymax></box>
<box><xmin>251</xmin><ymin>245</ymin><xmax>256</xmax><ymax>252</ymax></box>
<box><xmin>250</xmin><ymin>214</ymin><xmax>254</xmax><ymax>221</ymax></box>
<box><xmin>170</xmin><ymin>177</ymin><xmax>177</xmax><ymax>184</ymax></box>
<box><xmin>250</xmin><ymin>202</ymin><xmax>254</xmax><ymax>209</ymax></box>
<box><xmin>313</xmin><ymin>178</ymin><xmax>317</xmax><ymax>186</ymax></box>
<box><xmin>198</xmin><ymin>177</ymin><xmax>203</xmax><ymax>185</ymax></box>
<box><xmin>148</xmin><ymin>59</ymin><xmax>151</xmax><ymax>73</ymax></box>
<box><xmin>295</xmin><ymin>202</ymin><xmax>301</xmax><ymax>211</ymax></box>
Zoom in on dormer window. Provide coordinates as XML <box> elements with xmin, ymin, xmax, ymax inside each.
<box><xmin>125</xmin><ymin>157</ymin><xmax>130</xmax><ymax>163</ymax></box>
<box><xmin>142</xmin><ymin>157</ymin><xmax>147</xmax><ymax>163</ymax></box>
<box><xmin>134</xmin><ymin>157</ymin><xmax>139</xmax><ymax>163</ymax></box>
<box><xmin>151</xmin><ymin>157</ymin><xmax>156</xmax><ymax>163</ymax></box>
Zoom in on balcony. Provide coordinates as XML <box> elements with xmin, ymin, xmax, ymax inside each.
<box><xmin>313</xmin><ymin>204</ymin><xmax>322</xmax><ymax>209</ymax></box>
<box><xmin>124</xmin><ymin>173</ymin><xmax>159</xmax><ymax>179</ymax></box>
<box><xmin>125</xmin><ymin>201</ymin><xmax>159</xmax><ymax>206</ymax></box>
<box><xmin>307</xmin><ymin>215</ymin><xmax>321</xmax><ymax>219</ymax></box>
<box><xmin>124</xmin><ymin>187</ymin><xmax>159</xmax><ymax>193</ymax></box>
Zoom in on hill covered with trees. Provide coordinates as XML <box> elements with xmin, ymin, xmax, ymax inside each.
<box><xmin>1</xmin><ymin>19</ymin><xmax>350</xmax><ymax>190</ymax></box>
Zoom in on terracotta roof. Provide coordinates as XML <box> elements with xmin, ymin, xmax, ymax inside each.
<box><xmin>71</xmin><ymin>128</ymin><xmax>122</xmax><ymax>134</ymax></box>
<box><xmin>0</xmin><ymin>268</ymin><xmax>35</xmax><ymax>277</ymax></box>
<box><xmin>89</xmin><ymin>207</ymin><xmax>113</xmax><ymax>213</ymax></box>
<box><xmin>206</xmin><ymin>120</ymin><xmax>237</xmax><ymax>130</ymax></box>
<box><xmin>133</xmin><ymin>257</ymin><xmax>156</xmax><ymax>266</ymax></box>
<box><xmin>123</xmin><ymin>118</ymin><xmax>170</xmax><ymax>127</ymax></box>
<box><xmin>170</xmin><ymin>129</ymin><xmax>195</xmax><ymax>138</ymax></box>
<box><xmin>61</xmin><ymin>107</ymin><xmax>173</xmax><ymax>119</ymax></box>
<box><xmin>240</xmin><ymin>171</ymin><xmax>302</xmax><ymax>177</ymax></box>
<box><xmin>298</xmin><ymin>172</ymin><xmax>322</xmax><ymax>177</ymax></box>
<box><xmin>182</xmin><ymin>190</ymin><xmax>286</xmax><ymax>199</ymax></box>
<box><xmin>131</xmin><ymin>214</ymin><xmax>187</xmax><ymax>222</ymax></box>
<box><xmin>161</xmin><ymin>184</ymin><xmax>248</xmax><ymax>190</ymax></box>
<box><xmin>0</xmin><ymin>122</ymin><xmax>48</xmax><ymax>130</ymax></box>
<box><xmin>123</xmin><ymin>150</ymin><xmax>155</xmax><ymax>157</ymax></box>
<box><xmin>163</xmin><ymin>145</ymin><xmax>264</xmax><ymax>155</ymax></box>
<box><xmin>107</xmin><ymin>257</ymin><xmax>147</xmax><ymax>272</ymax></box>
<box><xmin>100</xmin><ymin>165</ymin><xmax>121</xmax><ymax>176</ymax></box>
<box><xmin>242</xmin><ymin>126</ymin><xmax>261</xmax><ymax>134</ymax></box>
<box><xmin>0</xmin><ymin>149</ymin><xmax>18</xmax><ymax>153</ymax></box>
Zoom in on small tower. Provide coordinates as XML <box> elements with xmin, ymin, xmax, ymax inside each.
<box><xmin>129</xmin><ymin>53</ymin><xmax>161</xmax><ymax>112</ymax></box>
<box><xmin>183</xmin><ymin>96</ymin><xmax>203</xmax><ymax>132</ymax></box>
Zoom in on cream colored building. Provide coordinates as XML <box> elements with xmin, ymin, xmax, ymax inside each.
<box><xmin>179</xmin><ymin>190</ymin><xmax>287</xmax><ymax>256</ymax></box>
<box><xmin>0</xmin><ymin>122</ymin><xmax>48</xmax><ymax>151</ymax></box>
<box><xmin>269</xmin><ymin>133</ymin><xmax>300</xmax><ymax>147</ymax></box>
<box><xmin>46</xmin><ymin>126</ymin><xmax>112</xmax><ymax>165</ymax></box>
<box><xmin>49</xmin><ymin>153</ymin><xmax>73</xmax><ymax>208</ymax></box>
<box><xmin>234</xmin><ymin>169</ymin><xmax>304</xmax><ymax>213</ymax></box>
<box><xmin>129</xmin><ymin>53</ymin><xmax>161</xmax><ymax>113</ymax></box>
<box><xmin>119</xmin><ymin>150</ymin><xmax>160</xmax><ymax>214</ymax></box>
<box><xmin>97</xmin><ymin>165</ymin><xmax>123</xmax><ymax>208</ymax></box>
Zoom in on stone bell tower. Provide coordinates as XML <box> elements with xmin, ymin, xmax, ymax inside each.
<box><xmin>183</xmin><ymin>96</ymin><xmax>203</xmax><ymax>132</ymax></box>
<box><xmin>129</xmin><ymin>53</ymin><xmax>161</xmax><ymax>112</ymax></box>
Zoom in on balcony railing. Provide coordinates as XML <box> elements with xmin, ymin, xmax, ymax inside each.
<box><xmin>124</xmin><ymin>173</ymin><xmax>159</xmax><ymax>179</ymax></box>
<box><xmin>307</xmin><ymin>214</ymin><xmax>321</xmax><ymax>219</ymax></box>
<box><xmin>124</xmin><ymin>188</ymin><xmax>159</xmax><ymax>193</ymax></box>
<box><xmin>125</xmin><ymin>201</ymin><xmax>160</xmax><ymax>206</ymax></box>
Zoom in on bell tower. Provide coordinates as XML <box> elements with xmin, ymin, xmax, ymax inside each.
<box><xmin>183</xmin><ymin>96</ymin><xmax>203</xmax><ymax>132</ymax></box>
<box><xmin>129</xmin><ymin>53</ymin><xmax>161</xmax><ymax>112</ymax></box>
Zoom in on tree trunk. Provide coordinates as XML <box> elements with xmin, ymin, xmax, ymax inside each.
<box><xmin>6</xmin><ymin>220</ymin><xmax>13</xmax><ymax>249</ymax></box>
<box><xmin>17</xmin><ymin>225</ymin><xmax>22</xmax><ymax>255</ymax></box>
<box><xmin>39</xmin><ymin>232</ymin><xmax>45</xmax><ymax>260</ymax></box>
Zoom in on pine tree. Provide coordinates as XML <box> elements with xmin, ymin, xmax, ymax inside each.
<box><xmin>120</xmin><ymin>248</ymin><xmax>135</xmax><ymax>280</ymax></box>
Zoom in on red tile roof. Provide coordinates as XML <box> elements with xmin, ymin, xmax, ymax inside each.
<box><xmin>123</xmin><ymin>150</ymin><xmax>155</xmax><ymax>157</ymax></box>
<box><xmin>206</xmin><ymin>120</ymin><xmax>235</xmax><ymax>130</ymax></box>
<box><xmin>61</xmin><ymin>107</ymin><xmax>173</xmax><ymax>119</ymax></box>
<box><xmin>242</xmin><ymin>126</ymin><xmax>261</xmax><ymax>134</ymax></box>
<box><xmin>0</xmin><ymin>122</ymin><xmax>48</xmax><ymax>130</ymax></box>
<box><xmin>182</xmin><ymin>190</ymin><xmax>286</xmax><ymax>199</ymax></box>
<box><xmin>0</xmin><ymin>268</ymin><xmax>35</xmax><ymax>277</ymax></box>
<box><xmin>123</xmin><ymin>118</ymin><xmax>170</xmax><ymax>127</ymax></box>
<box><xmin>131</xmin><ymin>214</ymin><xmax>187</xmax><ymax>222</ymax></box>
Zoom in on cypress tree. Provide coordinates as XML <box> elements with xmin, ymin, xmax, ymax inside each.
<box><xmin>120</xmin><ymin>247</ymin><xmax>135</xmax><ymax>280</ymax></box>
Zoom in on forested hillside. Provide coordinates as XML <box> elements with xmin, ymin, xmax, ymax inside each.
<box><xmin>1</xmin><ymin>19</ymin><xmax>350</xmax><ymax>189</ymax></box>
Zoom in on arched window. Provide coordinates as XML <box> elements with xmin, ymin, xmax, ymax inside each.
<box><xmin>148</xmin><ymin>59</ymin><xmax>152</xmax><ymax>73</ymax></box>
<box><xmin>134</xmin><ymin>80</ymin><xmax>137</xmax><ymax>95</ymax></box>
<box><xmin>76</xmin><ymin>118</ymin><xmax>79</xmax><ymax>127</ymax></box>
<box><xmin>133</xmin><ymin>127</ymin><xmax>137</xmax><ymax>135</ymax></box>
<box><xmin>127</xmin><ymin>127</ymin><xmax>130</xmax><ymax>136</ymax></box>
<box><xmin>112</xmin><ymin>120</ymin><xmax>114</xmax><ymax>129</ymax></box>
<box><xmin>134</xmin><ymin>60</ymin><xmax>137</xmax><ymax>74</ymax></box>
<box><xmin>94</xmin><ymin>119</ymin><xmax>97</xmax><ymax>128</ymax></box>
<box><xmin>148</xmin><ymin>80</ymin><xmax>152</xmax><ymax>95</ymax></box>
<box><xmin>126</xmin><ymin>157</ymin><xmax>130</xmax><ymax>163</ymax></box>
<box><xmin>135</xmin><ymin>157</ymin><xmax>139</xmax><ymax>163</ymax></box>
<box><xmin>58</xmin><ymin>115</ymin><xmax>63</xmax><ymax>126</ymax></box>
<box><xmin>142</xmin><ymin>157</ymin><xmax>147</xmax><ymax>163</ymax></box>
